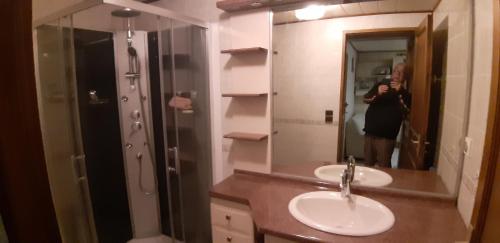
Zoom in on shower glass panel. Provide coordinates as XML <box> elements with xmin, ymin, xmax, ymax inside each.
<box><xmin>34</xmin><ymin>1</ymin><xmax>211</xmax><ymax>243</ymax></box>
<box><xmin>35</xmin><ymin>17</ymin><xmax>98</xmax><ymax>243</ymax></box>
<box><xmin>154</xmin><ymin>19</ymin><xmax>212</xmax><ymax>242</ymax></box>
<box><xmin>170</xmin><ymin>21</ymin><xmax>212</xmax><ymax>243</ymax></box>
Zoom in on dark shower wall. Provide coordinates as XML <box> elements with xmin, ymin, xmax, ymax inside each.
<box><xmin>73</xmin><ymin>29</ymin><xmax>132</xmax><ymax>243</ymax></box>
<box><xmin>147</xmin><ymin>31</ymin><xmax>174</xmax><ymax>238</ymax></box>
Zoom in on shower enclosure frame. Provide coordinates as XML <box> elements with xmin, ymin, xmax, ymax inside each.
<box><xmin>33</xmin><ymin>0</ymin><xmax>208</xmax><ymax>29</ymax></box>
<box><xmin>33</xmin><ymin>0</ymin><xmax>211</xmax><ymax>242</ymax></box>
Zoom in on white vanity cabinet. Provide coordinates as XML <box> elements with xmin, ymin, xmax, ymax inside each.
<box><xmin>210</xmin><ymin>198</ymin><xmax>255</xmax><ymax>243</ymax></box>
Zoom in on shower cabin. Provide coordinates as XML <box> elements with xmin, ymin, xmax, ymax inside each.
<box><xmin>33</xmin><ymin>1</ymin><xmax>212</xmax><ymax>243</ymax></box>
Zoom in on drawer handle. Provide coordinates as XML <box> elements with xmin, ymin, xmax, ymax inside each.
<box><xmin>225</xmin><ymin>215</ymin><xmax>231</xmax><ymax>221</ymax></box>
<box><xmin>226</xmin><ymin>236</ymin><xmax>232</xmax><ymax>242</ymax></box>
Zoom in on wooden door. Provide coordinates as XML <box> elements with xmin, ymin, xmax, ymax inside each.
<box><xmin>399</xmin><ymin>15</ymin><xmax>433</xmax><ymax>170</ymax></box>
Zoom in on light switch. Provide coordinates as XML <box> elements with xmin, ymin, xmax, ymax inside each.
<box><xmin>464</xmin><ymin>137</ymin><xmax>472</xmax><ymax>156</ymax></box>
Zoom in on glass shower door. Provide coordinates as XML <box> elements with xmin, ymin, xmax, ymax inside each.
<box><xmin>34</xmin><ymin>17</ymin><xmax>97</xmax><ymax>243</ymax></box>
<box><xmin>155</xmin><ymin>19</ymin><xmax>212</xmax><ymax>243</ymax></box>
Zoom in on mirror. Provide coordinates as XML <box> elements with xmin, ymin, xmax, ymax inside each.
<box><xmin>271</xmin><ymin>1</ymin><xmax>473</xmax><ymax>196</ymax></box>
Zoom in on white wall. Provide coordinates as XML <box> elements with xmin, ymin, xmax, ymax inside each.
<box><xmin>33</xmin><ymin>0</ymin><xmax>86</xmax><ymax>21</ymax></box>
<box><xmin>356</xmin><ymin>51</ymin><xmax>404</xmax><ymax>79</ymax></box>
<box><xmin>219</xmin><ymin>10</ymin><xmax>273</xmax><ymax>175</ymax></box>
<box><xmin>345</xmin><ymin>43</ymin><xmax>358</xmax><ymax>122</ymax></box>
<box><xmin>271</xmin><ymin>13</ymin><xmax>428</xmax><ymax>165</ymax></box>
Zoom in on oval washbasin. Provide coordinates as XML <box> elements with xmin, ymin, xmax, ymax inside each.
<box><xmin>314</xmin><ymin>165</ymin><xmax>393</xmax><ymax>187</ymax></box>
<box><xmin>288</xmin><ymin>191</ymin><xmax>395</xmax><ymax>236</ymax></box>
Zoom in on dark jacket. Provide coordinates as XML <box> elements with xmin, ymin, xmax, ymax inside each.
<box><xmin>363</xmin><ymin>79</ymin><xmax>411</xmax><ymax>139</ymax></box>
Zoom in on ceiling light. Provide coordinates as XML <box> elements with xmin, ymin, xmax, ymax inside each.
<box><xmin>295</xmin><ymin>5</ymin><xmax>325</xmax><ymax>20</ymax></box>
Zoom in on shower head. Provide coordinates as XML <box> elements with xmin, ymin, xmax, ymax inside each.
<box><xmin>111</xmin><ymin>8</ymin><xmax>141</xmax><ymax>18</ymax></box>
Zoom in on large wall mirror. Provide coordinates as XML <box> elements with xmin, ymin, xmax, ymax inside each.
<box><xmin>271</xmin><ymin>2</ymin><xmax>473</xmax><ymax>197</ymax></box>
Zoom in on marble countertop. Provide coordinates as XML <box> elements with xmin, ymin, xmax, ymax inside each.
<box><xmin>210</xmin><ymin>171</ymin><xmax>466</xmax><ymax>243</ymax></box>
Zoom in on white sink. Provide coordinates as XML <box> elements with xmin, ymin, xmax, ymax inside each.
<box><xmin>288</xmin><ymin>191</ymin><xmax>395</xmax><ymax>236</ymax></box>
<box><xmin>314</xmin><ymin>165</ymin><xmax>393</xmax><ymax>187</ymax></box>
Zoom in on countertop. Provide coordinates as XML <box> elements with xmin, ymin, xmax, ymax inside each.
<box><xmin>210</xmin><ymin>172</ymin><xmax>466</xmax><ymax>243</ymax></box>
<box><xmin>273</xmin><ymin>161</ymin><xmax>449</xmax><ymax>194</ymax></box>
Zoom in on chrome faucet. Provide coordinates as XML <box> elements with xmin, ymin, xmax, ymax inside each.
<box><xmin>340</xmin><ymin>169</ymin><xmax>351</xmax><ymax>198</ymax></box>
<box><xmin>340</xmin><ymin>156</ymin><xmax>356</xmax><ymax>198</ymax></box>
<box><xmin>347</xmin><ymin>155</ymin><xmax>356</xmax><ymax>183</ymax></box>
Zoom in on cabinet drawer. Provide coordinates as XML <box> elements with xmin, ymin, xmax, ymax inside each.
<box><xmin>213</xmin><ymin>225</ymin><xmax>253</xmax><ymax>243</ymax></box>
<box><xmin>211</xmin><ymin>199</ymin><xmax>254</xmax><ymax>235</ymax></box>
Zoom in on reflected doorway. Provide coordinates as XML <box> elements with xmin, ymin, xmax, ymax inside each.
<box><xmin>342</xmin><ymin>36</ymin><xmax>411</xmax><ymax>168</ymax></box>
<box><xmin>339</xmin><ymin>24</ymin><xmax>445</xmax><ymax>171</ymax></box>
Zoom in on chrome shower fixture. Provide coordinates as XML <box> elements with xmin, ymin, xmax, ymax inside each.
<box><xmin>111</xmin><ymin>8</ymin><xmax>141</xmax><ymax>47</ymax></box>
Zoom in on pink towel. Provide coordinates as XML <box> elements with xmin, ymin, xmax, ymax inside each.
<box><xmin>168</xmin><ymin>96</ymin><xmax>192</xmax><ymax>110</ymax></box>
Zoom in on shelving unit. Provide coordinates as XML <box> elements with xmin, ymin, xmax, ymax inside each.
<box><xmin>221</xmin><ymin>47</ymin><xmax>268</xmax><ymax>55</ymax></box>
<box><xmin>223</xmin><ymin>132</ymin><xmax>268</xmax><ymax>141</ymax></box>
<box><xmin>222</xmin><ymin>93</ymin><xmax>268</xmax><ymax>97</ymax></box>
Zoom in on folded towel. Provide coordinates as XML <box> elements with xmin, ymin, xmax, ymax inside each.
<box><xmin>168</xmin><ymin>96</ymin><xmax>192</xmax><ymax>110</ymax></box>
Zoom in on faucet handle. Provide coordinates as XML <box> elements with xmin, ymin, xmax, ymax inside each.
<box><xmin>347</xmin><ymin>155</ymin><xmax>356</xmax><ymax>183</ymax></box>
<box><xmin>348</xmin><ymin>155</ymin><xmax>356</xmax><ymax>166</ymax></box>
<box><xmin>340</xmin><ymin>169</ymin><xmax>351</xmax><ymax>198</ymax></box>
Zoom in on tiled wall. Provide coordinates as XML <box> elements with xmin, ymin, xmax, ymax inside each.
<box><xmin>433</xmin><ymin>0</ymin><xmax>473</xmax><ymax>195</ymax></box>
<box><xmin>271</xmin><ymin>13</ymin><xmax>428</xmax><ymax>165</ymax></box>
<box><xmin>434</xmin><ymin>0</ymin><xmax>494</xmax><ymax>226</ymax></box>
<box><xmin>459</xmin><ymin>0</ymin><xmax>493</xmax><ymax>226</ymax></box>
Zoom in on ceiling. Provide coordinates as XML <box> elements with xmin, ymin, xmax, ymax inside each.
<box><xmin>273</xmin><ymin>0</ymin><xmax>438</xmax><ymax>24</ymax></box>
<box><xmin>349</xmin><ymin>37</ymin><xmax>408</xmax><ymax>52</ymax></box>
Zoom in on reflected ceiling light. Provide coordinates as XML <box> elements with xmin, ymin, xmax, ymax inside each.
<box><xmin>250</xmin><ymin>2</ymin><xmax>263</xmax><ymax>7</ymax></box>
<box><xmin>295</xmin><ymin>5</ymin><xmax>325</xmax><ymax>20</ymax></box>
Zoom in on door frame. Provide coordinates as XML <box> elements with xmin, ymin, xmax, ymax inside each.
<box><xmin>337</xmin><ymin>27</ymin><xmax>416</xmax><ymax>163</ymax></box>
<box><xmin>0</xmin><ymin>1</ymin><xmax>62</xmax><ymax>242</ymax></box>
<box><xmin>470</xmin><ymin>0</ymin><xmax>500</xmax><ymax>241</ymax></box>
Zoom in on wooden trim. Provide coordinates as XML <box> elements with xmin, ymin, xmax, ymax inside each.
<box><xmin>0</xmin><ymin>1</ymin><xmax>61</xmax><ymax>243</ymax></box>
<box><xmin>432</xmin><ymin>0</ymin><xmax>444</xmax><ymax>12</ymax></box>
<box><xmin>221</xmin><ymin>47</ymin><xmax>268</xmax><ymax>54</ymax></box>
<box><xmin>356</xmin><ymin>50</ymin><xmax>407</xmax><ymax>53</ymax></box>
<box><xmin>470</xmin><ymin>0</ymin><xmax>500</xmax><ymax>241</ymax></box>
<box><xmin>216</xmin><ymin>0</ymin><xmax>379</xmax><ymax>12</ymax></box>
<box><xmin>343</xmin><ymin>27</ymin><xmax>417</xmax><ymax>38</ymax></box>
<box><xmin>273</xmin><ymin>11</ymin><xmax>432</xmax><ymax>26</ymax></box>
<box><xmin>223</xmin><ymin>132</ymin><xmax>269</xmax><ymax>141</ymax></box>
<box><xmin>222</xmin><ymin>93</ymin><xmax>268</xmax><ymax>97</ymax></box>
<box><xmin>337</xmin><ymin>32</ymin><xmax>348</xmax><ymax>162</ymax></box>
<box><xmin>336</xmin><ymin>28</ymin><xmax>415</xmax><ymax>162</ymax></box>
